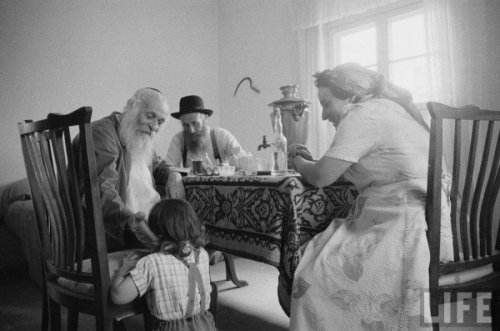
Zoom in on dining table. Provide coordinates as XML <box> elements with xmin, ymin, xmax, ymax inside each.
<box><xmin>182</xmin><ymin>172</ymin><xmax>358</xmax><ymax>299</ymax></box>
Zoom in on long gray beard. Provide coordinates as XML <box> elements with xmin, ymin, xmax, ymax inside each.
<box><xmin>184</xmin><ymin>126</ymin><xmax>209</xmax><ymax>155</ymax></box>
<box><xmin>119</xmin><ymin>111</ymin><xmax>155</xmax><ymax>165</ymax></box>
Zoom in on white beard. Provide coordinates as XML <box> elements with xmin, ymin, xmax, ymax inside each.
<box><xmin>119</xmin><ymin>110</ymin><xmax>160</xmax><ymax>217</ymax></box>
<box><xmin>119</xmin><ymin>110</ymin><xmax>155</xmax><ymax>165</ymax></box>
<box><xmin>185</xmin><ymin>126</ymin><xmax>209</xmax><ymax>155</ymax></box>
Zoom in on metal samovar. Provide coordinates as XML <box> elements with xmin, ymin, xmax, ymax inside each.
<box><xmin>268</xmin><ymin>85</ymin><xmax>310</xmax><ymax>148</ymax></box>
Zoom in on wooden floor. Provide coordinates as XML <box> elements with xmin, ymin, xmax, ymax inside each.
<box><xmin>0</xmin><ymin>257</ymin><xmax>289</xmax><ymax>331</ymax></box>
<box><xmin>0</xmin><ymin>257</ymin><xmax>493</xmax><ymax>331</ymax></box>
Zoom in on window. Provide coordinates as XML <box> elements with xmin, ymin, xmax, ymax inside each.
<box><xmin>325</xmin><ymin>3</ymin><xmax>429</xmax><ymax>102</ymax></box>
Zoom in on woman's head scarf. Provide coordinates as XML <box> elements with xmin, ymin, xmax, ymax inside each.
<box><xmin>318</xmin><ymin>63</ymin><xmax>429</xmax><ymax>130</ymax></box>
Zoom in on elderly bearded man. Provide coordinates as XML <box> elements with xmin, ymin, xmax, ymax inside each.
<box><xmin>164</xmin><ymin>95</ymin><xmax>245</xmax><ymax>197</ymax></box>
<box><xmin>75</xmin><ymin>87</ymin><xmax>172</xmax><ymax>251</ymax></box>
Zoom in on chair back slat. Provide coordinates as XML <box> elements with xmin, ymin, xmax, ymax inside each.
<box><xmin>20</xmin><ymin>134</ymin><xmax>53</xmax><ymax>263</ymax></box>
<box><xmin>427</xmin><ymin>102</ymin><xmax>500</xmax><ymax>274</ymax></box>
<box><xmin>476</xmin><ymin>121</ymin><xmax>495</xmax><ymax>257</ymax></box>
<box><xmin>485</xmin><ymin>128</ymin><xmax>500</xmax><ymax>253</ymax></box>
<box><xmin>494</xmin><ymin>163</ymin><xmax>500</xmax><ymax>251</ymax></box>
<box><xmin>18</xmin><ymin>108</ymin><xmax>109</xmax><ymax>291</ymax></box>
<box><xmin>450</xmin><ymin>120</ymin><xmax>461</xmax><ymax>261</ymax></box>
<box><xmin>426</xmin><ymin>115</ymin><xmax>443</xmax><ymax>287</ymax></box>
<box><xmin>43</xmin><ymin>131</ymin><xmax>69</xmax><ymax>268</ymax></box>
<box><xmin>27</xmin><ymin>133</ymin><xmax>65</xmax><ymax>266</ymax></box>
<box><xmin>490</xmin><ymin>133</ymin><xmax>500</xmax><ymax>251</ymax></box>
<box><xmin>63</xmin><ymin>128</ymin><xmax>86</xmax><ymax>270</ymax></box>
<box><xmin>41</xmin><ymin>131</ymin><xmax>74</xmax><ymax>268</ymax></box>
<box><xmin>51</xmin><ymin>128</ymin><xmax>79</xmax><ymax>269</ymax></box>
<box><xmin>467</xmin><ymin>120</ymin><xmax>481</xmax><ymax>259</ymax></box>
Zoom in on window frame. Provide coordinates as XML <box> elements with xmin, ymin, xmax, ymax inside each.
<box><xmin>324</xmin><ymin>1</ymin><xmax>426</xmax><ymax>85</ymax></box>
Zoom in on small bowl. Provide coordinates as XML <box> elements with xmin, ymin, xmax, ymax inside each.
<box><xmin>217</xmin><ymin>165</ymin><xmax>235</xmax><ymax>176</ymax></box>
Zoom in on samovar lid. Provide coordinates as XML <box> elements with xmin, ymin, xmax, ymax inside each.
<box><xmin>268</xmin><ymin>85</ymin><xmax>311</xmax><ymax>107</ymax></box>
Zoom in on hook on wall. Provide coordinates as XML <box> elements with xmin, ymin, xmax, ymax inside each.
<box><xmin>233</xmin><ymin>77</ymin><xmax>260</xmax><ymax>97</ymax></box>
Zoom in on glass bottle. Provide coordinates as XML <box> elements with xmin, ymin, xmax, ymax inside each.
<box><xmin>257</xmin><ymin>135</ymin><xmax>273</xmax><ymax>171</ymax></box>
<box><xmin>271</xmin><ymin>108</ymin><xmax>287</xmax><ymax>172</ymax></box>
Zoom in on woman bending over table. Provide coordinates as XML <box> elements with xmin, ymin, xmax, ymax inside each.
<box><xmin>283</xmin><ymin>63</ymin><xmax>452</xmax><ymax>330</ymax></box>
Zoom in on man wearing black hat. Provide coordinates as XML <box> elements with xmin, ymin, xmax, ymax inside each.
<box><xmin>165</xmin><ymin>95</ymin><xmax>245</xmax><ymax>197</ymax></box>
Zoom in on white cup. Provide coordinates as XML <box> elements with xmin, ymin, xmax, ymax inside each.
<box><xmin>217</xmin><ymin>165</ymin><xmax>235</xmax><ymax>176</ymax></box>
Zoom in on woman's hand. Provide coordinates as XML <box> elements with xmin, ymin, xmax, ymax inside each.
<box><xmin>288</xmin><ymin>144</ymin><xmax>314</xmax><ymax>170</ymax></box>
<box><xmin>288</xmin><ymin>144</ymin><xmax>314</xmax><ymax>161</ymax></box>
<box><xmin>288</xmin><ymin>143</ymin><xmax>353</xmax><ymax>187</ymax></box>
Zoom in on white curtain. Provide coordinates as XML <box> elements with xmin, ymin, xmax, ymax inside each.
<box><xmin>293</xmin><ymin>0</ymin><xmax>500</xmax><ymax>159</ymax></box>
<box><xmin>294</xmin><ymin>25</ymin><xmax>329</xmax><ymax>159</ymax></box>
<box><xmin>424</xmin><ymin>0</ymin><xmax>500</xmax><ymax>175</ymax></box>
<box><xmin>424</xmin><ymin>0</ymin><xmax>500</xmax><ymax>109</ymax></box>
<box><xmin>293</xmin><ymin>0</ymin><xmax>401</xmax><ymax>29</ymax></box>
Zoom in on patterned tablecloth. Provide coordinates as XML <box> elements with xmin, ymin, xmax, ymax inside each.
<box><xmin>183</xmin><ymin>174</ymin><xmax>357</xmax><ymax>293</ymax></box>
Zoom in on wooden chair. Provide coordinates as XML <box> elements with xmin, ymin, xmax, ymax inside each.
<box><xmin>18</xmin><ymin>107</ymin><xmax>148</xmax><ymax>331</ymax></box>
<box><xmin>426</xmin><ymin>102</ymin><xmax>500</xmax><ymax>330</ymax></box>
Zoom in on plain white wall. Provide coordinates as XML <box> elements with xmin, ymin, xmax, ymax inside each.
<box><xmin>217</xmin><ymin>0</ymin><xmax>296</xmax><ymax>156</ymax></box>
<box><xmin>0</xmin><ymin>0</ymin><xmax>296</xmax><ymax>184</ymax></box>
<box><xmin>0</xmin><ymin>0</ymin><xmax>220</xmax><ymax>183</ymax></box>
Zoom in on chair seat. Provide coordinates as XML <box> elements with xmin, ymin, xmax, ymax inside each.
<box><xmin>439</xmin><ymin>263</ymin><xmax>493</xmax><ymax>286</ymax></box>
<box><xmin>57</xmin><ymin>249</ymin><xmax>149</xmax><ymax>296</ymax></box>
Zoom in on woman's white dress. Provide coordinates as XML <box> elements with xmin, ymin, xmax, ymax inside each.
<box><xmin>290</xmin><ymin>98</ymin><xmax>452</xmax><ymax>330</ymax></box>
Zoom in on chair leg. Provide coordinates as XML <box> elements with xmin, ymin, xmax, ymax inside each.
<box><xmin>41</xmin><ymin>286</ymin><xmax>49</xmax><ymax>331</ymax></box>
<box><xmin>209</xmin><ymin>281</ymin><xmax>218</xmax><ymax>319</ymax></box>
<box><xmin>143</xmin><ymin>311</ymin><xmax>153</xmax><ymax>331</ymax></box>
<box><xmin>277</xmin><ymin>279</ymin><xmax>291</xmax><ymax>317</ymax></box>
<box><xmin>67</xmin><ymin>310</ymin><xmax>79</xmax><ymax>331</ymax></box>
<box><xmin>223</xmin><ymin>254</ymin><xmax>248</xmax><ymax>287</ymax></box>
<box><xmin>112</xmin><ymin>319</ymin><xmax>127</xmax><ymax>331</ymax></box>
<box><xmin>96</xmin><ymin>315</ymin><xmax>115</xmax><ymax>331</ymax></box>
<box><xmin>492</xmin><ymin>290</ymin><xmax>500</xmax><ymax>330</ymax></box>
<box><xmin>430</xmin><ymin>292</ymin><xmax>439</xmax><ymax>331</ymax></box>
<box><xmin>49</xmin><ymin>298</ymin><xmax>61</xmax><ymax>331</ymax></box>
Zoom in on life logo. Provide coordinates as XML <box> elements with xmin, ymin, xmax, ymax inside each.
<box><xmin>421</xmin><ymin>290</ymin><xmax>493</xmax><ymax>327</ymax></box>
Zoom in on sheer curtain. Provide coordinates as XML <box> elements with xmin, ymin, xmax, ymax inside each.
<box><xmin>293</xmin><ymin>0</ymin><xmax>500</xmax><ymax>159</ymax></box>
<box><xmin>424</xmin><ymin>0</ymin><xmax>500</xmax><ymax>171</ymax></box>
<box><xmin>293</xmin><ymin>0</ymin><xmax>401</xmax><ymax>30</ymax></box>
<box><xmin>294</xmin><ymin>25</ymin><xmax>329</xmax><ymax>159</ymax></box>
<box><xmin>424</xmin><ymin>0</ymin><xmax>500</xmax><ymax>108</ymax></box>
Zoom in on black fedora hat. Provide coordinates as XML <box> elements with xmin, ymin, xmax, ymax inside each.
<box><xmin>171</xmin><ymin>95</ymin><xmax>213</xmax><ymax>119</ymax></box>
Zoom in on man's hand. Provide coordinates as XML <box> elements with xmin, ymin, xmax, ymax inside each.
<box><xmin>165</xmin><ymin>171</ymin><xmax>185</xmax><ymax>199</ymax></box>
<box><xmin>126</xmin><ymin>212</ymin><xmax>160</xmax><ymax>250</ymax></box>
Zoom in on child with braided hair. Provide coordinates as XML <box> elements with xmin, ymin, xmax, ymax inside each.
<box><xmin>111</xmin><ymin>199</ymin><xmax>217</xmax><ymax>331</ymax></box>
